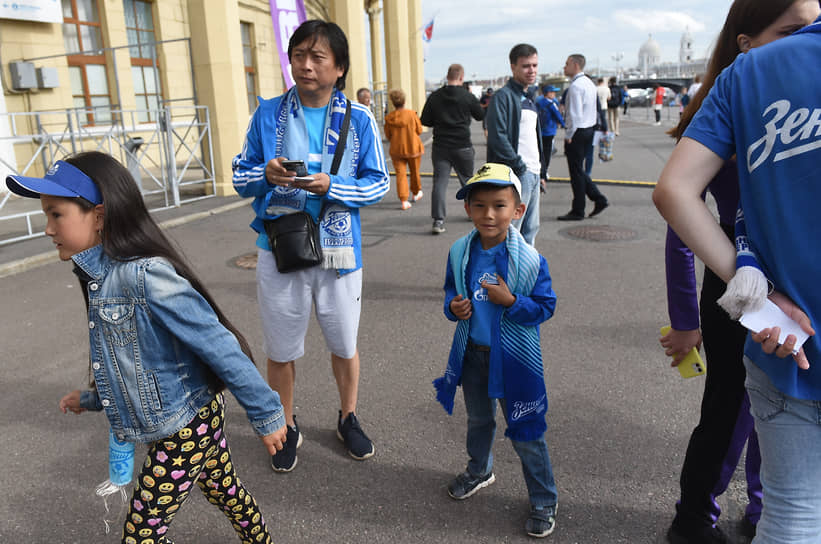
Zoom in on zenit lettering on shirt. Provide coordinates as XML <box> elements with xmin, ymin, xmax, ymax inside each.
<box><xmin>747</xmin><ymin>99</ymin><xmax>821</xmax><ymax>173</ymax></box>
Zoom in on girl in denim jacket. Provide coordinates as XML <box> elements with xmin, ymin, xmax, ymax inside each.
<box><xmin>6</xmin><ymin>151</ymin><xmax>287</xmax><ymax>544</ymax></box>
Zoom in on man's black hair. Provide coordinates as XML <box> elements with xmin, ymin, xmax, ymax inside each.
<box><xmin>287</xmin><ymin>20</ymin><xmax>349</xmax><ymax>91</ymax></box>
<box><xmin>509</xmin><ymin>43</ymin><xmax>538</xmax><ymax>65</ymax></box>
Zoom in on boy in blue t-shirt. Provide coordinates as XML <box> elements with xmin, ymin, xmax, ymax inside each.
<box><xmin>433</xmin><ymin>163</ymin><xmax>558</xmax><ymax>538</ymax></box>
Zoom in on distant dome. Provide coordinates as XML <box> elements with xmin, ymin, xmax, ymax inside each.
<box><xmin>639</xmin><ymin>34</ymin><xmax>662</xmax><ymax>67</ymax></box>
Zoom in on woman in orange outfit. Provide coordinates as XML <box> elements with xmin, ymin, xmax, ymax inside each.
<box><xmin>384</xmin><ymin>89</ymin><xmax>425</xmax><ymax>210</ymax></box>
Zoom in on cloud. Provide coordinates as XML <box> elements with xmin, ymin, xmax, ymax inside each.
<box><xmin>583</xmin><ymin>17</ymin><xmax>608</xmax><ymax>33</ymax></box>
<box><xmin>614</xmin><ymin>9</ymin><xmax>707</xmax><ymax>33</ymax></box>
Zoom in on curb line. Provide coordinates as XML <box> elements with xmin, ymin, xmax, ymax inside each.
<box><xmin>0</xmin><ymin>199</ymin><xmax>248</xmax><ymax>280</ymax></box>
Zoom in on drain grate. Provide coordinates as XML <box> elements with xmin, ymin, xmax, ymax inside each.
<box><xmin>561</xmin><ymin>225</ymin><xmax>638</xmax><ymax>242</ymax></box>
<box><xmin>234</xmin><ymin>253</ymin><xmax>258</xmax><ymax>269</ymax></box>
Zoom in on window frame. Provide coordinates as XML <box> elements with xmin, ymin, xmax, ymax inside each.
<box><xmin>241</xmin><ymin>21</ymin><xmax>257</xmax><ymax>114</ymax></box>
<box><xmin>124</xmin><ymin>0</ymin><xmax>162</xmax><ymax>122</ymax></box>
<box><xmin>63</xmin><ymin>0</ymin><xmax>111</xmax><ymax>125</ymax></box>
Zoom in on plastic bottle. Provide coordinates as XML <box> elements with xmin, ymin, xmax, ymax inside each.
<box><xmin>107</xmin><ymin>428</ymin><xmax>134</xmax><ymax>486</ymax></box>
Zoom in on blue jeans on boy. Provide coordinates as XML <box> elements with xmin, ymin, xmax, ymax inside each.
<box><xmin>744</xmin><ymin>357</ymin><xmax>821</xmax><ymax>543</ymax></box>
<box><xmin>511</xmin><ymin>170</ymin><xmax>540</xmax><ymax>246</ymax></box>
<box><xmin>461</xmin><ymin>342</ymin><xmax>558</xmax><ymax>509</ymax></box>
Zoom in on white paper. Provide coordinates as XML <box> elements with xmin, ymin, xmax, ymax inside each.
<box><xmin>739</xmin><ymin>299</ymin><xmax>810</xmax><ymax>354</ymax></box>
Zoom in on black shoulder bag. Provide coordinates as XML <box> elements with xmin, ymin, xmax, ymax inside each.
<box><xmin>264</xmin><ymin>99</ymin><xmax>351</xmax><ymax>273</ymax></box>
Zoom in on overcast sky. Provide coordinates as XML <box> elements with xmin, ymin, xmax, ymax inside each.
<box><xmin>419</xmin><ymin>0</ymin><xmax>734</xmax><ymax>82</ymax></box>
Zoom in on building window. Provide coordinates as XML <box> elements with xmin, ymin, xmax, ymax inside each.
<box><xmin>241</xmin><ymin>22</ymin><xmax>257</xmax><ymax>114</ymax></box>
<box><xmin>62</xmin><ymin>0</ymin><xmax>111</xmax><ymax>125</ymax></box>
<box><xmin>124</xmin><ymin>0</ymin><xmax>161</xmax><ymax>122</ymax></box>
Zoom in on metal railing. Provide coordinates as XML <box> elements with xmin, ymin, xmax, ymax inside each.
<box><xmin>0</xmin><ymin>103</ymin><xmax>214</xmax><ymax>246</ymax></box>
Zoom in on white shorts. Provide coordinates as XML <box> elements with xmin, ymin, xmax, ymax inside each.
<box><xmin>256</xmin><ymin>249</ymin><xmax>362</xmax><ymax>362</ymax></box>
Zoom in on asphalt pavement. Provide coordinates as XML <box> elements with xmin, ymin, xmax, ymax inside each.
<box><xmin>0</xmin><ymin>110</ymin><xmax>754</xmax><ymax>543</ymax></box>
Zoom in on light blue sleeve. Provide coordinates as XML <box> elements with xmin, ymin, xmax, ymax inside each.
<box><xmin>232</xmin><ymin>105</ymin><xmax>271</xmax><ymax>199</ymax></box>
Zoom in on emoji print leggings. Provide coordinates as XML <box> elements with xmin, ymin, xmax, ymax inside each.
<box><xmin>122</xmin><ymin>395</ymin><xmax>272</xmax><ymax>544</ymax></box>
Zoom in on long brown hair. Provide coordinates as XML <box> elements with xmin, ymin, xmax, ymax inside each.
<box><xmin>669</xmin><ymin>0</ymin><xmax>809</xmax><ymax>140</ymax></box>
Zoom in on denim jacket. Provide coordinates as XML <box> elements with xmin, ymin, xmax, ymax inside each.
<box><xmin>74</xmin><ymin>245</ymin><xmax>284</xmax><ymax>443</ymax></box>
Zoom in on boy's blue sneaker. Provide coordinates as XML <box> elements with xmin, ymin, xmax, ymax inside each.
<box><xmin>271</xmin><ymin>417</ymin><xmax>302</xmax><ymax>473</ymax></box>
<box><xmin>447</xmin><ymin>470</ymin><xmax>495</xmax><ymax>500</ymax></box>
<box><xmin>337</xmin><ymin>411</ymin><xmax>375</xmax><ymax>460</ymax></box>
<box><xmin>526</xmin><ymin>505</ymin><xmax>557</xmax><ymax>538</ymax></box>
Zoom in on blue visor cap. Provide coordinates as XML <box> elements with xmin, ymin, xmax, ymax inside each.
<box><xmin>6</xmin><ymin>160</ymin><xmax>102</xmax><ymax>205</ymax></box>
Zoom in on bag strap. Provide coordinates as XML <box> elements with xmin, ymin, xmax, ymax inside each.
<box><xmin>330</xmin><ymin>99</ymin><xmax>351</xmax><ymax>176</ymax></box>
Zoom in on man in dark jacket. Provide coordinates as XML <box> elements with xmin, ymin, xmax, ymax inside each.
<box><xmin>485</xmin><ymin>43</ymin><xmax>543</xmax><ymax>245</ymax></box>
<box><xmin>420</xmin><ymin>63</ymin><xmax>484</xmax><ymax>234</ymax></box>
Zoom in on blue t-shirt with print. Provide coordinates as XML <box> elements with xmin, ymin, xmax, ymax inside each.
<box><xmin>466</xmin><ymin>237</ymin><xmax>505</xmax><ymax>397</ymax></box>
<box><xmin>683</xmin><ymin>17</ymin><xmax>821</xmax><ymax>400</ymax></box>
<box><xmin>302</xmin><ymin>104</ymin><xmax>328</xmax><ymax>218</ymax></box>
<box><xmin>467</xmin><ymin>238</ymin><xmax>504</xmax><ymax>347</ymax></box>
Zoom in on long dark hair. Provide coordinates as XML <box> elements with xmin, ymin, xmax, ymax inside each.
<box><xmin>66</xmin><ymin>151</ymin><xmax>255</xmax><ymax>364</ymax></box>
<box><xmin>669</xmin><ymin>0</ymin><xmax>807</xmax><ymax>140</ymax></box>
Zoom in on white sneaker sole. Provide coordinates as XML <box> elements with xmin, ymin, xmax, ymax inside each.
<box><xmin>448</xmin><ymin>473</ymin><xmax>495</xmax><ymax>500</ymax></box>
<box><xmin>526</xmin><ymin>521</ymin><xmax>556</xmax><ymax>538</ymax></box>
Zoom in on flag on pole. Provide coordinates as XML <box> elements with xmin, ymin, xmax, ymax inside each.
<box><xmin>421</xmin><ymin>16</ymin><xmax>434</xmax><ymax>60</ymax></box>
<box><xmin>422</xmin><ymin>17</ymin><xmax>434</xmax><ymax>43</ymax></box>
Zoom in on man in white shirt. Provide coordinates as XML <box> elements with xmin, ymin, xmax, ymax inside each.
<box><xmin>595</xmin><ymin>78</ymin><xmax>610</xmax><ymax>132</ymax></box>
<box><xmin>686</xmin><ymin>73</ymin><xmax>702</xmax><ymax>99</ymax></box>
<box><xmin>559</xmin><ymin>54</ymin><xmax>609</xmax><ymax>220</ymax></box>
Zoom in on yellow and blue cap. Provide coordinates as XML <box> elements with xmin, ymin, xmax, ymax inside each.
<box><xmin>5</xmin><ymin>160</ymin><xmax>102</xmax><ymax>205</ymax></box>
<box><xmin>455</xmin><ymin>162</ymin><xmax>522</xmax><ymax>200</ymax></box>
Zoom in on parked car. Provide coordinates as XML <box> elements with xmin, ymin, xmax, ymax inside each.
<box><xmin>627</xmin><ymin>88</ymin><xmax>650</xmax><ymax>107</ymax></box>
<box><xmin>628</xmin><ymin>87</ymin><xmax>677</xmax><ymax>107</ymax></box>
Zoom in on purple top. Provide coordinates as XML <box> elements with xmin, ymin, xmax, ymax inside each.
<box><xmin>665</xmin><ymin>160</ymin><xmax>739</xmax><ymax>330</ymax></box>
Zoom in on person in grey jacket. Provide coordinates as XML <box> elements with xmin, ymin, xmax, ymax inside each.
<box><xmin>485</xmin><ymin>43</ymin><xmax>543</xmax><ymax>245</ymax></box>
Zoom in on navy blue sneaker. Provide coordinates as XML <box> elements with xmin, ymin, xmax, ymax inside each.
<box><xmin>271</xmin><ymin>417</ymin><xmax>302</xmax><ymax>473</ymax></box>
<box><xmin>526</xmin><ymin>505</ymin><xmax>557</xmax><ymax>538</ymax></box>
<box><xmin>337</xmin><ymin>411</ymin><xmax>374</xmax><ymax>460</ymax></box>
<box><xmin>447</xmin><ymin>470</ymin><xmax>495</xmax><ymax>500</ymax></box>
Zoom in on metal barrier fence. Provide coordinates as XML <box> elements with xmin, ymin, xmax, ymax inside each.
<box><xmin>0</xmin><ymin>103</ymin><xmax>214</xmax><ymax>246</ymax></box>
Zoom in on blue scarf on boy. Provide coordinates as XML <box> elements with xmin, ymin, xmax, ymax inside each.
<box><xmin>264</xmin><ymin>86</ymin><xmax>356</xmax><ymax>270</ymax></box>
<box><xmin>433</xmin><ymin>226</ymin><xmax>548</xmax><ymax>441</ymax></box>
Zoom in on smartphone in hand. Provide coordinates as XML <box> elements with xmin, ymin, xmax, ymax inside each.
<box><xmin>281</xmin><ymin>160</ymin><xmax>314</xmax><ymax>182</ymax></box>
<box><xmin>281</xmin><ymin>160</ymin><xmax>308</xmax><ymax>176</ymax></box>
<box><xmin>660</xmin><ymin>325</ymin><xmax>706</xmax><ymax>378</ymax></box>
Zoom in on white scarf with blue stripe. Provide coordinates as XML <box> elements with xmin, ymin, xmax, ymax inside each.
<box><xmin>434</xmin><ymin>226</ymin><xmax>548</xmax><ymax>441</ymax></box>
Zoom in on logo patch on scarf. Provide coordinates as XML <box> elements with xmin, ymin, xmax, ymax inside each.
<box><xmin>511</xmin><ymin>394</ymin><xmax>546</xmax><ymax>420</ymax></box>
<box><xmin>321</xmin><ymin>210</ymin><xmax>352</xmax><ymax>247</ymax></box>
<box><xmin>265</xmin><ymin>185</ymin><xmax>305</xmax><ymax>216</ymax></box>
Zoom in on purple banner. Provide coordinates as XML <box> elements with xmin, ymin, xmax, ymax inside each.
<box><xmin>270</xmin><ymin>0</ymin><xmax>307</xmax><ymax>90</ymax></box>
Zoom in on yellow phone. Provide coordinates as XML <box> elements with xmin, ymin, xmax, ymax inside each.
<box><xmin>660</xmin><ymin>326</ymin><xmax>706</xmax><ymax>378</ymax></box>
